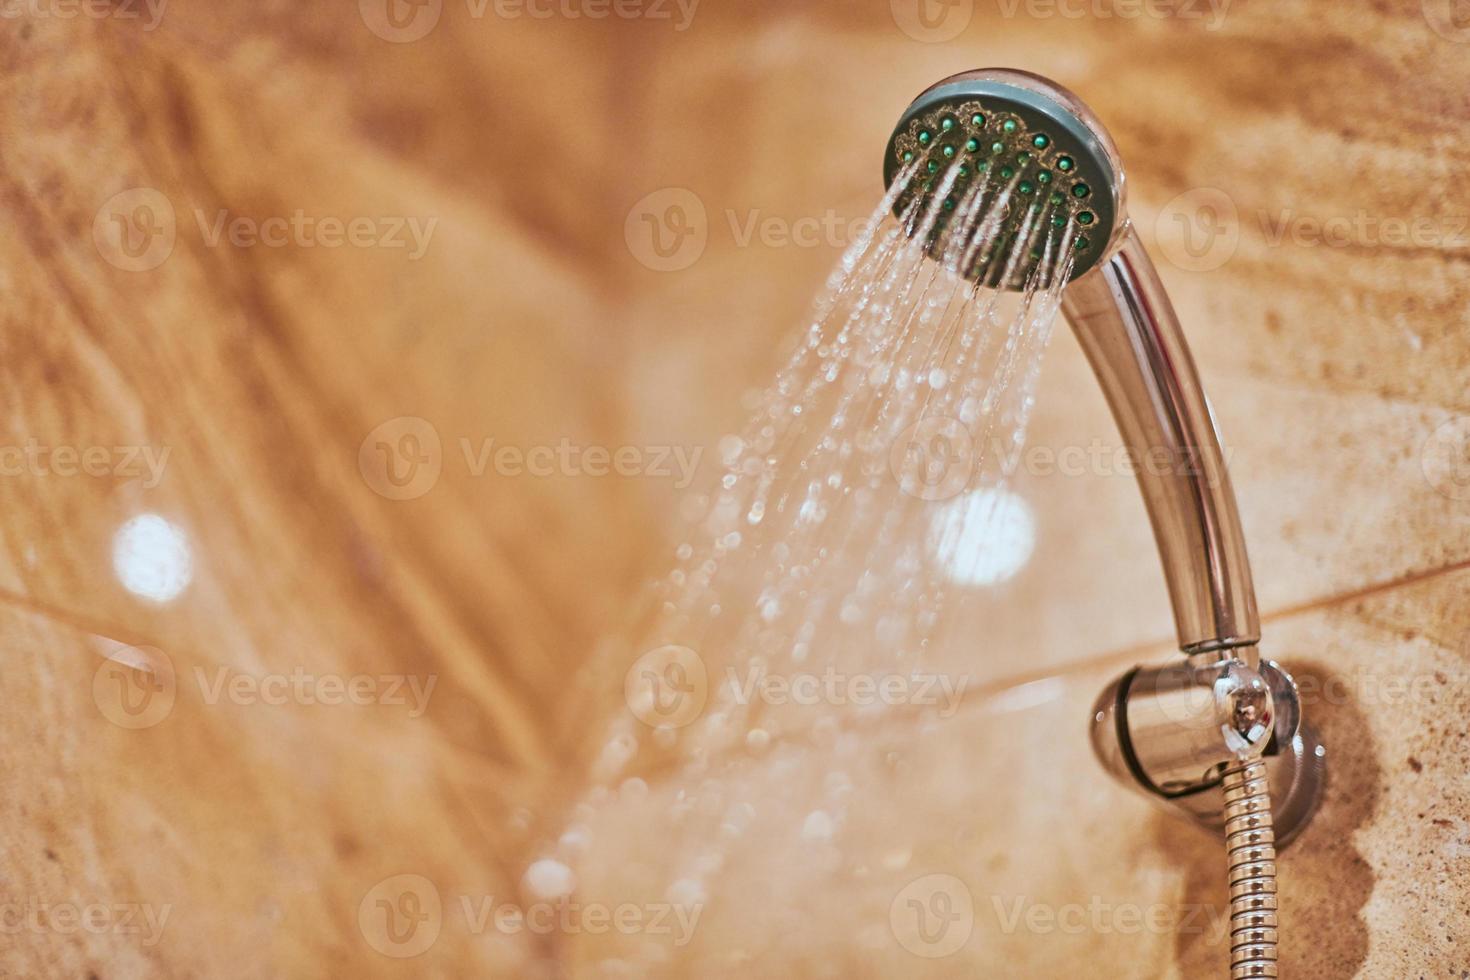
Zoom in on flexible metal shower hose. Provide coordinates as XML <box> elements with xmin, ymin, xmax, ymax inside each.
<box><xmin>1222</xmin><ymin>759</ymin><xmax>1279</xmax><ymax>977</ymax></box>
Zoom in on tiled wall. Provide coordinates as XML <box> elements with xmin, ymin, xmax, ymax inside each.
<box><xmin>3</xmin><ymin>2</ymin><xmax>1465</xmax><ymax>976</ymax></box>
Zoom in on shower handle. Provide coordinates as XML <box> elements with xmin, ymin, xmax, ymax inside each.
<box><xmin>1071</xmin><ymin>224</ymin><xmax>1323</xmax><ymax>854</ymax></box>
<box><xmin>1062</xmin><ymin>223</ymin><xmax>1257</xmax><ymax>656</ymax></box>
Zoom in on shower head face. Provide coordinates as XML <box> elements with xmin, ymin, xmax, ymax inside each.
<box><xmin>883</xmin><ymin>69</ymin><xmax>1125</xmax><ymax>287</ymax></box>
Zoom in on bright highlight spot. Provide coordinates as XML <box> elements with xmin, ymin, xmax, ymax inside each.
<box><xmin>523</xmin><ymin>858</ymin><xmax>577</xmax><ymax>900</ymax></box>
<box><xmin>112</xmin><ymin>513</ymin><xmax>193</xmax><ymax>602</ymax></box>
<box><xmin>931</xmin><ymin>487</ymin><xmax>1036</xmax><ymax>586</ymax></box>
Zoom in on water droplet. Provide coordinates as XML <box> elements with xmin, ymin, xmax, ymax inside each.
<box><xmin>720</xmin><ymin>802</ymin><xmax>757</xmax><ymax>838</ymax></box>
<box><xmin>595</xmin><ymin>733</ymin><xmax>638</xmax><ymax>778</ymax></box>
<box><xmin>718</xmin><ymin>434</ymin><xmax>745</xmax><ymax>466</ymax></box>
<box><xmin>882</xmin><ymin>846</ymin><xmax>913</xmax><ymax>871</ymax></box>
<box><xmin>523</xmin><ymin>859</ymin><xmax>577</xmax><ymax>900</ymax></box>
<box><xmin>559</xmin><ymin>826</ymin><xmax>591</xmax><ymax>857</ymax></box>
<box><xmin>802</xmin><ymin>810</ymin><xmax>835</xmax><ymax>841</ymax></box>
<box><xmin>666</xmin><ymin>877</ymin><xmax>707</xmax><ymax>906</ymax></box>
<box><xmin>746</xmin><ymin>728</ymin><xmax>771</xmax><ymax>753</ymax></box>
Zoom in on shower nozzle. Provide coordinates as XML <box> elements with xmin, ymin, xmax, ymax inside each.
<box><xmin>882</xmin><ymin>68</ymin><xmax>1125</xmax><ymax>284</ymax></box>
<box><xmin>880</xmin><ymin>69</ymin><xmax>1323</xmax><ymax>975</ymax></box>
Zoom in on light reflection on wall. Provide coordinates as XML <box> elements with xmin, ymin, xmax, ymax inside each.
<box><xmin>931</xmin><ymin>487</ymin><xmax>1036</xmax><ymax>587</ymax></box>
<box><xmin>112</xmin><ymin>513</ymin><xmax>193</xmax><ymax>603</ymax></box>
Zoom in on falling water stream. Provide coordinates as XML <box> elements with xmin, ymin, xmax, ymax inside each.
<box><xmin>543</xmin><ymin>148</ymin><xmax>1081</xmax><ymax>972</ymax></box>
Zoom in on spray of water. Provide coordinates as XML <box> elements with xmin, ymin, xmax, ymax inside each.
<box><xmin>553</xmin><ymin>146</ymin><xmax>1079</xmax><ymax>961</ymax></box>
<box><xmin>619</xmin><ymin>147</ymin><xmax>1076</xmax><ymax>740</ymax></box>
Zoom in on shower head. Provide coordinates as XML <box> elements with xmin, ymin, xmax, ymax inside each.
<box><xmin>882</xmin><ymin>68</ymin><xmax>1126</xmax><ymax>285</ymax></box>
<box><xmin>887</xmin><ymin>67</ymin><xmax>1257</xmax><ymax>659</ymax></box>
<box><xmin>881</xmin><ymin>71</ymin><xmax>1322</xmax><ymax>953</ymax></box>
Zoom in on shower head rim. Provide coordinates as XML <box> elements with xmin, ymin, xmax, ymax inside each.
<box><xmin>882</xmin><ymin>68</ymin><xmax>1128</xmax><ymax>283</ymax></box>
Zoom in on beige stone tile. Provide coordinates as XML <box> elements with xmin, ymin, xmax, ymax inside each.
<box><xmin>3</xmin><ymin>1</ymin><xmax>1468</xmax><ymax>976</ymax></box>
<box><xmin>565</xmin><ymin>566</ymin><xmax>1469</xmax><ymax>977</ymax></box>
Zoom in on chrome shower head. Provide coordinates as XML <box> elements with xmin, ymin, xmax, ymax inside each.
<box><xmin>882</xmin><ymin>68</ymin><xmax>1126</xmax><ymax>286</ymax></box>
<box><xmin>881</xmin><ymin>71</ymin><xmax>1324</xmax><ymax>970</ymax></box>
<box><xmin>888</xmin><ymin>68</ymin><xmax>1256</xmax><ymax>659</ymax></box>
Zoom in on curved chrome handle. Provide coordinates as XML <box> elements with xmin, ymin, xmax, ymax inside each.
<box><xmin>1061</xmin><ymin>224</ymin><xmax>1259</xmax><ymax>655</ymax></box>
